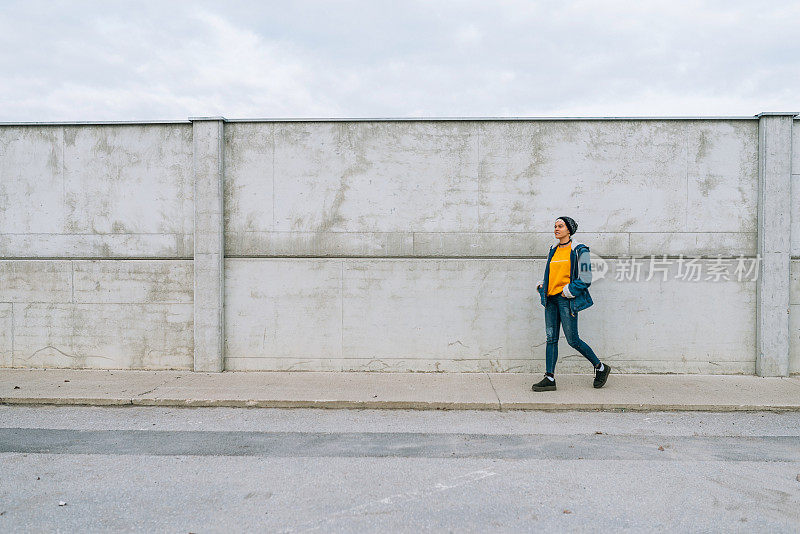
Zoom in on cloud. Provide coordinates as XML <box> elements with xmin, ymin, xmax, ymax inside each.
<box><xmin>454</xmin><ymin>24</ymin><xmax>483</xmax><ymax>46</ymax></box>
<box><xmin>0</xmin><ymin>0</ymin><xmax>797</xmax><ymax>120</ymax></box>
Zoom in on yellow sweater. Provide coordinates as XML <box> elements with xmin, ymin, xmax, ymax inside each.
<box><xmin>547</xmin><ymin>244</ymin><xmax>572</xmax><ymax>296</ymax></box>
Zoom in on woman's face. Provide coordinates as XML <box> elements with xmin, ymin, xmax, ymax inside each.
<box><xmin>554</xmin><ymin>219</ymin><xmax>569</xmax><ymax>239</ymax></box>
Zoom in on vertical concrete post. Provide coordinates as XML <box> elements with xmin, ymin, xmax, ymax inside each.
<box><xmin>755</xmin><ymin>112</ymin><xmax>796</xmax><ymax>377</ymax></box>
<box><xmin>191</xmin><ymin>117</ymin><xmax>226</xmax><ymax>372</ymax></box>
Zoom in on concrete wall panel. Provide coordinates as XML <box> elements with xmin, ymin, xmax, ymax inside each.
<box><xmin>0</xmin><ymin>127</ymin><xmax>65</xmax><ymax>234</ymax></box>
<box><xmin>226</xmin><ymin>231</ymin><xmax>414</xmax><ymax>257</ymax></box>
<box><xmin>341</xmin><ymin>259</ymin><xmax>536</xmax><ymax>367</ymax></box>
<box><xmin>411</xmin><ymin>232</ymin><xmax>627</xmax><ymax>258</ymax></box>
<box><xmin>0</xmin><ymin>233</ymin><xmax>192</xmax><ymax>259</ymax></box>
<box><xmin>12</xmin><ymin>302</ymin><xmax>192</xmax><ymax>369</ymax></box>
<box><xmin>0</xmin><ymin>260</ymin><xmax>193</xmax><ymax>369</ymax></box>
<box><xmin>223</xmin><ymin>122</ymin><xmax>274</xmax><ymax>235</ymax></box>
<box><xmin>0</xmin><ymin>124</ymin><xmax>192</xmax><ymax>258</ymax></box>
<box><xmin>224</xmin><ymin>120</ymin><xmax>757</xmax><ymax>258</ymax></box>
<box><xmin>62</xmin><ymin>125</ymin><xmax>193</xmax><ymax>236</ymax></box>
<box><xmin>224</xmin><ymin>257</ymin><xmax>755</xmax><ymax>374</ymax></box>
<box><xmin>224</xmin><ymin>259</ymin><xmax>343</xmax><ymax>366</ymax></box>
<box><xmin>72</xmin><ymin>260</ymin><xmax>193</xmax><ymax>304</ymax></box>
<box><xmin>0</xmin><ymin>261</ymin><xmax>73</xmax><ymax>302</ymax></box>
<box><xmin>275</xmin><ymin>122</ymin><xmax>481</xmax><ymax>234</ymax></box>
<box><xmin>629</xmin><ymin>232</ymin><xmax>756</xmax><ymax>258</ymax></box>
<box><xmin>477</xmin><ymin>121</ymin><xmax>688</xmax><ymax>234</ymax></box>
<box><xmin>686</xmin><ymin>121</ymin><xmax>758</xmax><ymax>234</ymax></box>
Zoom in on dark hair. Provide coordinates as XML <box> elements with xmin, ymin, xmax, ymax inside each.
<box><xmin>557</xmin><ymin>216</ymin><xmax>578</xmax><ymax>235</ymax></box>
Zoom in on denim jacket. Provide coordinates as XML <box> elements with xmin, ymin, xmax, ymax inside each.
<box><xmin>536</xmin><ymin>240</ymin><xmax>594</xmax><ymax>316</ymax></box>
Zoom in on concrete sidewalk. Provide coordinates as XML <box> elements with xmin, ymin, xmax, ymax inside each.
<box><xmin>1</xmin><ymin>369</ymin><xmax>799</xmax><ymax>411</ymax></box>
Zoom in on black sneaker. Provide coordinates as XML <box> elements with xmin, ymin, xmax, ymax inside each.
<box><xmin>532</xmin><ymin>376</ymin><xmax>556</xmax><ymax>392</ymax></box>
<box><xmin>593</xmin><ymin>364</ymin><xmax>611</xmax><ymax>388</ymax></box>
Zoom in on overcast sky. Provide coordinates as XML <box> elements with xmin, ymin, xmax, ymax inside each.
<box><xmin>1</xmin><ymin>0</ymin><xmax>798</xmax><ymax>121</ymax></box>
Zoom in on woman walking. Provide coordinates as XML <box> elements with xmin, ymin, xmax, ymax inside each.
<box><xmin>532</xmin><ymin>216</ymin><xmax>610</xmax><ymax>391</ymax></box>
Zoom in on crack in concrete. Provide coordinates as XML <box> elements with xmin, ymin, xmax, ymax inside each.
<box><xmin>285</xmin><ymin>468</ymin><xmax>497</xmax><ymax>533</ymax></box>
<box><xmin>485</xmin><ymin>373</ymin><xmax>501</xmax><ymax>410</ymax></box>
<box><xmin>133</xmin><ymin>374</ymin><xmax>182</xmax><ymax>399</ymax></box>
<box><xmin>21</xmin><ymin>345</ymin><xmax>112</xmax><ymax>362</ymax></box>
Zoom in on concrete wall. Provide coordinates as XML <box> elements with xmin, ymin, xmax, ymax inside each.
<box><xmin>0</xmin><ymin>124</ymin><xmax>195</xmax><ymax>369</ymax></box>
<box><xmin>223</xmin><ymin>120</ymin><xmax>760</xmax><ymax>374</ymax></box>
<box><xmin>1</xmin><ymin>116</ymin><xmax>796</xmax><ymax>374</ymax></box>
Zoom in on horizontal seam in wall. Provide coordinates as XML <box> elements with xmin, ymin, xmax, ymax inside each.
<box><xmin>223</xmin><ymin>255</ymin><xmax>759</xmax><ymax>260</ymax></box>
<box><xmin>0</xmin><ymin>233</ymin><xmax>190</xmax><ymax>236</ymax></box>
<box><xmin>0</xmin><ymin>255</ymin><xmax>765</xmax><ymax>260</ymax></box>
<box><xmin>226</xmin><ymin>231</ymin><xmax>757</xmax><ymax>234</ymax></box>
<box><xmin>0</xmin><ymin>258</ymin><xmax>193</xmax><ymax>261</ymax></box>
<box><xmin>225</xmin><ymin>360</ymin><xmax>755</xmax><ymax>364</ymax></box>
<box><xmin>4</xmin><ymin>301</ymin><xmax>193</xmax><ymax>305</ymax></box>
<box><xmin>627</xmin><ymin>231</ymin><xmax>757</xmax><ymax>234</ymax></box>
<box><xmin>227</xmin><ymin>255</ymin><xmax>541</xmax><ymax>260</ymax></box>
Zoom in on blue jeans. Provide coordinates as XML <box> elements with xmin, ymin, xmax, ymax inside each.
<box><xmin>544</xmin><ymin>293</ymin><xmax>600</xmax><ymax>374</ymax></box>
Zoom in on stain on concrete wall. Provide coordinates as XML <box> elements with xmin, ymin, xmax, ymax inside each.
<box><xmin>0</xmin><ymin>124</ymin><xmax>193</xmax><ymax>258</ymax></box>
<box><xmin>0</xmin><ymin>126</ymin><xmax>65</xmax><ymax>235</ymax></box>
<box><xmin>224</xmin><ymin>120</ymin><xmax>758</xmax><ymax>258</ymax></box>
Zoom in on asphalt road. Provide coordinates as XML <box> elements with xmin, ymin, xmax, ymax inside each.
<box><xmin>1</xmin><ymin>406</ymin><xmax>799</xmax><ymax>533</ymax></box>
